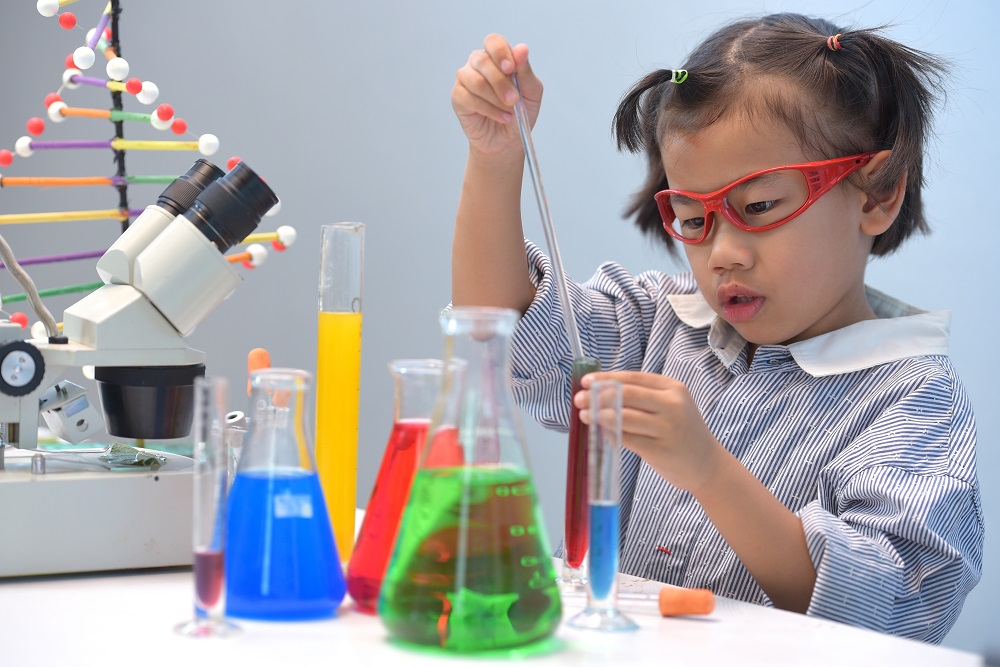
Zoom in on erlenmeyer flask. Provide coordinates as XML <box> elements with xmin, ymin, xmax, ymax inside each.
<box><xmin>379</xmin><ymin>307</ymin><xmax>562</xmax><ymax>654</ymax></box>
<box><xmin>346</xmin><ymin>359</ymin><xmax>462</xmax><ymax>614</ymax></box>
<box><xmin>225</xmin><ymin>368</ymin><xmax>346</xmax><ymax>620</ymax></box>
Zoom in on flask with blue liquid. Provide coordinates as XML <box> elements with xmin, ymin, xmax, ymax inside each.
<box><xmin>225</xmin><ymin>368</ymin><xmax>345</xmax><ymax>620</ymax></box>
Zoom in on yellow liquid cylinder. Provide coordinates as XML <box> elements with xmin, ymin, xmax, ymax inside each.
<box><xmin>315</xmin><ymin>311</ymin><xmax>363</xmax><ymax>562</ymax></box>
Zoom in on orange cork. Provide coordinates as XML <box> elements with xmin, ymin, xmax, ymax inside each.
<box><xmin>658</xmin><ymin>587</ymin><xmax>715</xmax><ymax>617</ymax></box>
<box><xmin>247</xmin><ymin>347</ymin><xmax>270</xmax><ymax>396</ymax></box>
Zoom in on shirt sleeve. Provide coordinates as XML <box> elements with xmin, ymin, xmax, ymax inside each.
<box><xmin>509</xmin><ymin>239</ymin><xmax>667</xmax><ymax>432</ymax></box>
<box><xmin>798</xmin><ymin>365</ymin><xmax>983</xmax><ymax>643</ymax></box>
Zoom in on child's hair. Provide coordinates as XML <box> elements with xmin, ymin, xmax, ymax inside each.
<box><xmin>613</xmin><ymin>13</ymin><xmax>949</xmax><ymax>256</ymax></box>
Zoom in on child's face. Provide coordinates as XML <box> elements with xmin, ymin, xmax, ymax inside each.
<box><xmin>660</xmin><ymin>115</ymin><xmax>878</xmax><ymax>346</ymax></box>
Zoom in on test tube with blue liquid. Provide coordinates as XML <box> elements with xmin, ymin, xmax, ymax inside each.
<box><xmin>568</xmin><ymin>379</ymin><xmax>638</xmax><ymax>632</ymax></box>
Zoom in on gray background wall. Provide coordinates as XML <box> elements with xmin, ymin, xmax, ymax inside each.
<box><xmin>1</xmin><ymin>0</ymin><xmax>995</xmax><ymax>654</ymax></box>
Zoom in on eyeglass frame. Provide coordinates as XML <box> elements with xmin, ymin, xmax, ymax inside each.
<box><xmin>653</xmin><ymin>151</ymin><xmax>880</xmax><ymax>244</ymax></box>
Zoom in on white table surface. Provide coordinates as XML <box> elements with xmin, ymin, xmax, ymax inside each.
<box><xmin>0</xmin><ymin>566</ymin><xmax>984</xmax><ymax>666</ymax></box>
<box><xmin>0</xmin><ymin>507</ymin><xmax>984</xmax><ymax>666</ymax></box>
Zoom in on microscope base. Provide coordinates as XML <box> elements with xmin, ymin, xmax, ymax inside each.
<box><xmin>0</xmin><ymin>448</ymin><xmax>193</xmax><ymax>577</ymax></box>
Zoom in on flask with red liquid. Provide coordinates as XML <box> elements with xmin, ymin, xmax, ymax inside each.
<box><xmin>346</xmin><ymin>359</ymin><xmax>459</xmax><ymax>613</ymax></box>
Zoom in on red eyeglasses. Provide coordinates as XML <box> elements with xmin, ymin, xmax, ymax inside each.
<box><xmin>654</xmin><ymin>152</ymin><xmax>879</xmax><ymax>244</ymax></box>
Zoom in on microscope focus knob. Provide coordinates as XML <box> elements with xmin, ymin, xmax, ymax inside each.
<box><xmin>0</xmin><ymin>340</ymin><xmax>45</xmax><ymax>397</ymax></box>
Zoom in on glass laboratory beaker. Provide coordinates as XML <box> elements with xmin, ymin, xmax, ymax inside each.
<box><xmin>346</xmin><ymin>359</ymin><xmax>462</xmax><ymax>614</ymax></box>
<box><xmin>225</xmin><ymin>368</ymin><xmax>346</xmax><ymax>621</ymax></box>
<box><xmin>379</xmin><ymin>307</ymin><xmax>562</xmax><ymax>654</ymax></box>
<box><xmin>315</xmin><ymin>221</ymin><xmax>364</xmax><ymax>563</ymax></box>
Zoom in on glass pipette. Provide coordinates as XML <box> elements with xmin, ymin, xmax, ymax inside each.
<box><xmin>511</xmin><ymin>73</ymin><xmax>601</xmax><ymax>589</ymax></box>
<box><xmin>511</xmin><ymin>73</ymin><xmax>581</xmax><ymax>360</ymax></box>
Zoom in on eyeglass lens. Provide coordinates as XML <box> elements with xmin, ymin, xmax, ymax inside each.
<box><xmin>665</xmin><ymin>169</ymin><xmax>811</xmax><ymax>240</ymax></box>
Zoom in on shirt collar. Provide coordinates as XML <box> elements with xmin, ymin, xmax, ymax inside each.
<box><xmin>666</xmin><ymin>287</ymin><xmax>950</xmax><ymax>377</ymax></box>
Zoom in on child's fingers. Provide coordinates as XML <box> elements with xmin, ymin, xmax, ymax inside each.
<box><xmin>580</xmin><ymin>370</ymin><xmax>632</xmax><ymax>388</ymax></box>
<box><xmin>483</xmin><ymin>33</ymin><xmax>516</xmax><ymax>73</ymax></box>
<box><xmin>575</xmin><ymin>387</ymin><xmax>621</xmax><ymax>412</ymax></box>
<box><xmin>452</xmin><ymin>77</ymin><xmax>514</xmax><ymax>124</ymax></box>
<box><xmin>581</xmin><ymin>370</ymin><xmax>678</xmax><ymax>394</ymax></box>
<box><xmin>623</xmin><ymin>383</ymin><xmax>692</xmax><ymax>418</ymax></box>
<box><xmin>511</xmin><ymin>42</ymin><xmax>531</xmax><ymax>72</ymax></box>
<box><xmin>575</xmin><ymin>388</ymin><xmax>617</xmax><ymax>430</ymax></box>
<box><xmin>620</xmin><ymin>407</ymin><xmax>672</xmax><ymax>440</ymax></box>
<box><xmin>461</xmin><ymin>50</ymin><xmax>515</xmax><ymax>107</ymax></box>
<box><xmin>476</xmin><ymin>35</ymin><xmax>521</xmax><ymax>105</ymax></box>
<box><xmin>509</xmin><ymin>43</ymin><xmax>542</xmax><ymax>101</ymax></box>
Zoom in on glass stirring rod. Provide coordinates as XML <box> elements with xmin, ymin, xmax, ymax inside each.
<box><xmin>511</xmin><ymin>72</ymin><xmax>601</xmax><ymax>588</ymax></box>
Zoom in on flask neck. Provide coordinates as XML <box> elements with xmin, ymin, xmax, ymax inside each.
<box><xmin>390</xmin><ymin>360</ymin><xmax>447</xmax><ymax>424</ymax></box>
<box><xmin>241</xmin><ymin>369</ymin><xmax>315</xmax><ymax>473</ymax></box>
<box><xmin>444</xmin><ymin>330</ymin><xmax>513</xmax><ymax>398</ymax></box>
<box><xmin>431</xmin><ymin>308</ymin><xmax>525</xmax><ymax>469</ymax></box>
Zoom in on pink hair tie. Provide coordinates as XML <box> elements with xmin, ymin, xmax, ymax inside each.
<box><xmin>827</xmin><ymin>33</ymin><xmax>843</xmax><ymax>51</ymax></box>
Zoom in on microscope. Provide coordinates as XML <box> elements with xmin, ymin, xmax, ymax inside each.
<box><xmin>0</xmin><ymin>159</ymin><xmax>277</xmax><ymax>577</ymax></box>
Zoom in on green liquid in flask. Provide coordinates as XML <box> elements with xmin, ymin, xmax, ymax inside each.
<box><xmin>379</xmin><ymin>465</ymin><xmax>562</xmax><ymax>653</ymax></box>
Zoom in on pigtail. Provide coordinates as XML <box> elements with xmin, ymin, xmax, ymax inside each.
<box><xmin>818</xmin><ymin>27</ymin><xmax>949</xmax><ymax>254</ymax></box>
<box><xmin>612</xmin><ymin>70</ymin><xmax>680</xmax><ymax>252</ymax></box>
<box><xmin>614</xmin><ymin>69</ymin><xmax>676</xmax><ymax>153</ymax></box>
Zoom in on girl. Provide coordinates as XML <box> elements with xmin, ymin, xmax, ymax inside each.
<box><xmin>449</xmin><ymin>13</ymin><xmax>982</xmax><ymax>643</ymax></box>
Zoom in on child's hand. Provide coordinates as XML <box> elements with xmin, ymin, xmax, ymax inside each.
<box><xmin>575</xmin><ymin>371</ymin><xmax>724</xmax><ymax>494</ymax></box>
<box><xmin>451</xmin><ymin>34</ymin><xmax>542</xmax><ymax>157</ymax></box>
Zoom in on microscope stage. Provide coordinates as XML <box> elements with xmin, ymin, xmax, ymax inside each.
<box><xmin>0</xmin><ymin>447</ymin><xmax>194</xmax><ymax>577</ymax></box>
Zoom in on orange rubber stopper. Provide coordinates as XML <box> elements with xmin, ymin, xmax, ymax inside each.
<box><xmin>247</xmin><ymin>347</ymin><xmax>270</xmax><ymax>395</ymax></box>
<box><xmin>658</xmin><ymin>587</ymin><xmax>715</xmax><ymax>617</ymax></box>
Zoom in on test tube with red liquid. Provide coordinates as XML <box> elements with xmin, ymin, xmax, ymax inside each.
<box><xmin>510</xmin><ymin>72</ymin><xmax>600</xmax><ymax>591</ymax></box>
<box><xmin>562</xmin><ymin>357</ymin><xmax>600</xmax><ymax>587</ymax></box>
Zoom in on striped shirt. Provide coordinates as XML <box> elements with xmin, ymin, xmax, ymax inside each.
<box><xmin>509</xmin><ymin>241</ymin><xmax>983</xmax><ymax>643</ymax></box>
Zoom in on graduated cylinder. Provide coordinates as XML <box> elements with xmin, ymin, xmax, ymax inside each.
<box><xmin>315</xmin><ymin>222</ymin><xmax>365</xmax><ymax>562</ymax></box>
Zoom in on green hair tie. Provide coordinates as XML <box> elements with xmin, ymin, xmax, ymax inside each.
<box><xmin>671</xmin><ymin>69</ymin><xmax>688</xmax><ymax>84</ymax></box>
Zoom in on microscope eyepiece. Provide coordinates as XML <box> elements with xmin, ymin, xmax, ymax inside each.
<box><xmin>185</xmin><ymin>162</ymin><xmax>278</xmax><ymax>254</ymax></box>
<box><xmin>156</xmin><ymin>159</ymin><xmax>226</xmax><ymax>218</ymax></box>
<box><xmin>97</xmin><ymin>159</ymin><xmax>227</xmax><ymax>286</ymax></box>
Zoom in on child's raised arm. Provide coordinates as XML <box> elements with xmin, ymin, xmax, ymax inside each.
<box><xmin>451</xmin><ymin>34</ymin><xmax>541</xmax><ymax>313</ymax></box>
